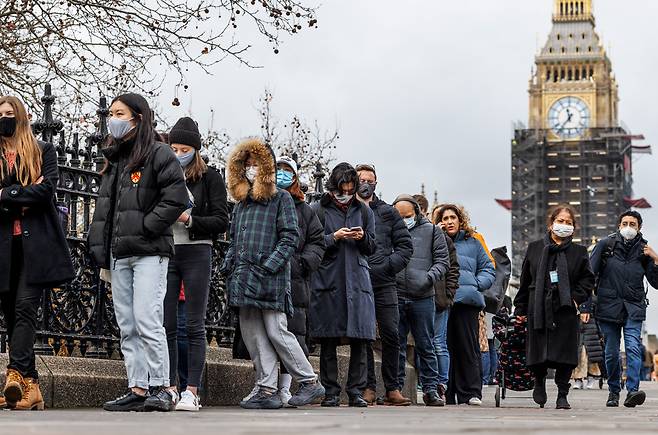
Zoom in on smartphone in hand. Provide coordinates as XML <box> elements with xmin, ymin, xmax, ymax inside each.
<box><xmin>349</xmin><ymin>226</ymin><xmax>363</xmax><ymax>233</ymax></box>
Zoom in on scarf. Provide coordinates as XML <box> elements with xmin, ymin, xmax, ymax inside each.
<box><xmin>533</xmin><ymin>232</ymin><xmax>573</xmax><ymax>330</ymax></box>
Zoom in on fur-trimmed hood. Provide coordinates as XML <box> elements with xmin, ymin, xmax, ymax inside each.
<box><xmin>227</xmin><ymin>138</ymin><xmax>277</xmax><ymax>202</ymax></box>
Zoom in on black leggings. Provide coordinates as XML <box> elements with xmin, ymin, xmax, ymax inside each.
<box><xmin>164</xmin><ymin>244</ymin><xmax>212</xmax><ymax>388</ymax></box>
<box><xmin>0</xmin><ymin>237</ymin><xmax>42</xmax><ymax>379</ymax></box>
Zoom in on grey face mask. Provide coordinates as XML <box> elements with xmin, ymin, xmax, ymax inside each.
<box><xmin>108</xmin><ymin>117</ymin><xmax>135</xmax><ymax>140</ymax></box>
<box><xmin>334</xmin><ymin>193</ymin><xmax>354</xmax><ymax>204</ymax></box>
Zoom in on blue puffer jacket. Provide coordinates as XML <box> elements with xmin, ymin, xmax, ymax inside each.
<box><xmin>451</xmin><ymin>230</ymin><xmax>495</xmax><ymax>308</ymax></box>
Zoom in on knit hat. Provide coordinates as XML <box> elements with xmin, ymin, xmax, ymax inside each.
<box><xmin>169</xmin><ymin>117</ymin><xmax>202</xmax><ymax>150</ymax></box>
<box><xmin>277</xmin><ymin>156</ymin><xmax>298</xmax><ymax>175</ymax></box>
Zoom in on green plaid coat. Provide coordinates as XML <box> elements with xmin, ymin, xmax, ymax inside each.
<box><xmin>224</xmin><ymin>189</ymin><xmax>299</xmax><ymax>314</ymax></box>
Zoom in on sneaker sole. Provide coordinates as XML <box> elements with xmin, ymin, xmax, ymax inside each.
<box><xmin>4</xmin><ymin>384</ymin><xmax>22</xmax><ymax>405</ymax></box>
<box><xmin>143</xmin><ymin>404</ymin><xmax>174</xmax><ymax>412</ymax></box>
<box><xmin>103</xmin><ymin>404</ymin><xmax>146</xmax><ymax>412</ymax></box>
<box><xmin>624</xmin><ymin>392</ymin><xmax>646</xmax><ymax>408</ymax></box>
<box><xmin>175</xmin><ymin>405</ymin><xmax>200</xmax><ymax>412</ymax></box>
<box><xmin>288</xmin><ymin>389</ymin><xmax>325</xmax><ymax>407</ymax></box>
<box><xmin>240</xmin><ymin>402</ymin><xmax>283</xmax><ymax>410</ymax></box>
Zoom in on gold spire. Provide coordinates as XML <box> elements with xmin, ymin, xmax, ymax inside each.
<box><xmin>554</xmin><ymin>0</ymin><xmax>593</xmax><ymax>23</ymax></box>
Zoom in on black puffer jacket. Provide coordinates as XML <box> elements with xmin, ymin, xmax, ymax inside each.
<box><xmin>288</xmin><ymin>197</ymin><xmax>326</xmax><ymax>336</ymax></box>
<box><xmin>88</xmin><ymin>139</ymin><xmax>188</xmax><ymax>268</ymax></box>
<box><xmin>185</xmin><ymin>166</ymin><xmax>229</xmax><ymax>241</ymax></box>
<box><xmin>367</xmin><ymin>196</ymin><xmax>413</xmax><ymax>288</ymax></box>
<box><xmin>435</xmin><ymin>233</ymin><xmax>460</xmax><ymax>310</ymax></box>
<box><xmin>580</xmin><ymin>320</ymin><xmax>604</xmax><ymax>364</ymax></box>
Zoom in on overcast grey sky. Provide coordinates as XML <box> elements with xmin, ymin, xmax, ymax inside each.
<box><xmin>158</xmin><ymin>0</ymin><xmax>658</xmax><ymax>332</ymax></box>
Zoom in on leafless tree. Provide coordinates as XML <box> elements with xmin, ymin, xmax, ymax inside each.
<box><xmin>0</xmin><ymin>0</ymin><xmax>318</xmax><ymax>119</ymax></box>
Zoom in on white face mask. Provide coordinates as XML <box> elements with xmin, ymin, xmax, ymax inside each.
<box><xmin>403</xmin><ymin>217</ymin><xmax>416</xmax><ymax>230</ymax></box>
<box><xmin>620</xmin><ymin>226</ymin><xmax>638</xmax><ymax>241</ymax></box>
<box><xmin>245</xmin><ymin>166</ymin><xmax>258</xmax><ymax>183</ymax></box>
<box><xmin>552</xmin><ymin>223</ymin><xmax>574</xmax><ymax>238</ymax></box>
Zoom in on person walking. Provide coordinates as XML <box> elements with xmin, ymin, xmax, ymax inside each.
<box><xmin>571</xmin><ymin>310</ymin><xmax>603</xmax><ymax>390</ymax></box>
<box><xmin>223</xmin><ymin>138</ymin><xmax>324</xmax><ymax>410</ymax></box>
<box><xmin>309</xmin><ymin>162</ymin><xmax>377</xmax><ymax>408</ymax></box>
<box><xmin>392</xmin><ymin>195</ymin><xmax>449</xmax><ymax>406</ymax></box>
<box><xmin>514</xmin><ymin>204</ymin><xmax>595</xmax><ymax>410</ymax></box>
<box><xmin>436</xmin><ymin>204</ymin><xmax>495</xmax><ymax>406</ymax></box>
<box><xmin>356</xmin><ymin>164</ymin><xmax>414</xmax><ymax>406</ymax></box>
<box><xmin>590</xmin><ymin>210</ymin><xmax>658</xmax><ymax>408</ymax></box>
<box><xmin>431</xmin><ymin>208</ymin><xmax>461</xmax><ymax>404</ymax></box>
<box><xmin>88</xmin><ymin>93</ymin><xmax>189</xmax><ymax>412</ymax></box>
<box><xmin>0</xmin><ymin>96</ymin><xmax>74</xmax><ymax>410</ymax></box>
<box><xmin>481</xmin><ymin>312</ymin><xmax>498</xmax><ymax>386</ymax></box>
<box><xmin>272</xmin><ymin>156</ymin><xmax>325</xmax><ymax>406</ymax></box>
<box><xmin>162</xmin><ymin>117</ymin><xmax>229</xmax><ymax>412</ymax></box>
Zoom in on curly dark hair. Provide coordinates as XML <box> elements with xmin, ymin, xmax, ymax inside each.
<box><xmin>618</xmin><ymin>210</ymin><xmax>643</xmax><ymax>228</ymax></box>
<box><xmin>325</xmin><ymin>162</ymin><xmax>358</xmax><ymax>193</ymax></box>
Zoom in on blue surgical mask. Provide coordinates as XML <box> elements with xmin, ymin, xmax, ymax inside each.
<box><xmin>404</xmin><ymin>217</ymin><xmax>416</xmax><ymax>230</ymax></box>
<box><xmin>276</xmin><ymin>170</ymin><xmax>294</xmax><ymax>189</ymax></box>
<box><xmin>177</xmin><ymin>150</ymin><xmax>196</xmax><ymax>168</ymax></box>
<box><xmin>108</xmin><ymin>117</ymin><xmax>135</xmax><ymax>140</ymax></box>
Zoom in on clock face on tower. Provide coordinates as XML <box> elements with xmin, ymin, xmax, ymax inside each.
<box><xmin>548</xmin><ymin>96</ymin><xmax>591</xmax><ymax>139</ymax></box>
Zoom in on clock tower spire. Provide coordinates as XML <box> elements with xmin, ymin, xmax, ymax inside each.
<box><xmin>553</xmin><ymin>0</ymin><xmax>593</xmax><ymax>23</ymax></box>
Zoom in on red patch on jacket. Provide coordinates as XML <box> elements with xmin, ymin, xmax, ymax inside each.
<box><xmin>130</xmin><ymin>171</ymin><xmax>141</xmax><ymax>184</ymax></box>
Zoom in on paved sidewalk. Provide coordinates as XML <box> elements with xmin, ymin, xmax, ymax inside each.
<box><xmin>2</xmin><ymin>383</ymin><xmax>658</xmax><ymax>435</ymax></box>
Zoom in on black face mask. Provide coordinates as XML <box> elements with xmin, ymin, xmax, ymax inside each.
<box><xmin>357</xmin><ymin>182</ymin><xmax>376</xmax><ymax>199</ymax></box>
<box><xmin>0</xmin><ymin>117</ymin><xmax>17</xmax><ymax>137</ymax></box>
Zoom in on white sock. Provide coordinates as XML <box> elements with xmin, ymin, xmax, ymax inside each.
<box><xmin>279</xmin><ymin>373</ymin><xmax>292</xmax><ymax>391</ymax></box>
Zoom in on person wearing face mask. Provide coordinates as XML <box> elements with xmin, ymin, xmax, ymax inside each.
<box><xmin>513</xmin><ymin>204</ymin><xmax>595</xmax><ymax>410</ymax></box>
<box><xmin>589</xmin><ymin>210</ymin><xmax>658</xmax><ymax>408</ymax></box>
<box><xmin>308</xmin><ymin>162</ymin><xmax>377</xmax><ymax>407</ymax></box>
<box><xmin>0</xmin><ymin>96</ymin><xmax>74</xmax><ymax>410</ymax></box>
<box><xmin>436</xmin><ymin>204</ymin><xmax>495</xmax><ymax>406</ymax></box>
<box><xmin>392</xmin><ymin>195</ymin><xmax>449</xmax><ymax>406</ymax></box>
<box><xmin>355</xmin><ymin>164</ymin><xmax>413</xmax><ymax>406</ymax></box>
<box><xmin>88</xmin><ymin>94</ymin><xmax>189</xmax><ymax>412</ymax></box>
<box><xmin>223</xmin><ymin>140</ymin><xmax>325</xmax><ymax>410</ymax></box>
<box><xmin>161</xmin><ymin>117</ymin><xmax>228</xmax><ymax>412</ymax></box>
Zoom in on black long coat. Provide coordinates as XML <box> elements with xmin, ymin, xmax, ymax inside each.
<box><xmin>288</xmin><ymin>198</ymin><xmax>326</xmax><ymax>337</ymax></box>
<box><xmin>0</xmin><ymin>142</ymin><xmax>74</xmax><ymax>291</ymax></box>
<box><xmin>514</xmin><ymin>238</ymin><xmax>595</xmax><ymax>367</ymax></box>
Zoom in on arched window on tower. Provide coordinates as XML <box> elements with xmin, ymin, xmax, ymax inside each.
<box><xmin>575</xmin><ymin>2</ymin><xmax>579</xmax><ymax>14</ymax></box>
<box><xmin>575</xmin><ymin>68</ymin><xmax>580</xmax><ymax>80</ymax></box>
<box><xmin>570</xmin><ymin>2</ymin><xmax>574</xmax><ymax>16</ymax></box>
<box><xmin>568</xmin><ymin>68</ymin><xmax>573</xmax><ymax>81</ymax></box>
<box><xmin>560</xmin><ymin>2</ymin><xmax>564</xmax><ymax>16</ymax></box>
<box><xmin>561</xmin><ymin>68</ymin><xmax>566</xmax><ymax>81</ymax></box>
<box><xmin>581</xmin><ymin>1</ymin><xmax>585</xmax><ymax>14</ymax></box>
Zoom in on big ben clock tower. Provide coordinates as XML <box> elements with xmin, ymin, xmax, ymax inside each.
<box><xmin>510</xmin><ymin>0</ymin><xmax>649</xmax><ymax>275</ymax></box>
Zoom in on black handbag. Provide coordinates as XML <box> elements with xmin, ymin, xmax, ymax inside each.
<box><xmin>231</xmin><ymin>311</ymin><xmax>252</xmax><ymax>360</ymax></box>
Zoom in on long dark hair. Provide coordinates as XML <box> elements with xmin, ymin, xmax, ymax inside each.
<box><xmin>325</xmin><ymin>162</ymin><xmax>358</xmax><ymax>193</ymax></box>
<box><xmin>108</xmin><ymin>93</ymin><xmax>156</xmax><ymax>172</ymax></box>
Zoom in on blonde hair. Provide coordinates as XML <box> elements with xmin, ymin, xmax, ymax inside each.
<box><xmin>0</xmin><ymin>96</ymin><xmax>42</xmax><ymax>186</ymax></box>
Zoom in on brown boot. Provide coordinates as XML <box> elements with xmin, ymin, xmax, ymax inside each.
<box><xmin>0</xmin><ymin>395</ymin><xmax>6</xmax><ymax>409</ymax></box>
<box><xmin>4</xmin><ymin>369</ymin><xmax>24</xmax><ymax>408</ymax></box>
<box><xmin>384</xmin><ymin>389</ymin><xmax>412</xmax><ymax>406</ymax></box>
<box><xmin>13</xmin><ymin>378</ymin><xmax>44</xmax><ymax>411</ymax></box>
<box><xmin>362</xmin><ymin>388</ymin><xmax>376</xmax><ymax>405</ymax></box>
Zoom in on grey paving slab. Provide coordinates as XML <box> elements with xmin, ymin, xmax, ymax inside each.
<box><xmin>1</xmin><ymin>383</ymin><xmax>658</xmax><ymax>435</ymax></box>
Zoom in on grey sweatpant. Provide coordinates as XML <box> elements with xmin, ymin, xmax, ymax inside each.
<box><xmin>239</xmin><ymin>306</ymin><xmax>317</xmax><ymax>392</ymax></box>
<box><xmin>111</xmin><ymin>255</ymin><xmax>170</xmax><ymax>389</ymax></box>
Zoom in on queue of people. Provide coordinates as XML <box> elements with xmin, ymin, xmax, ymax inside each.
<box><xmin>1</xmin><ymin>92</ymin><xmax>657</xmax><ymax>412</ymax></box>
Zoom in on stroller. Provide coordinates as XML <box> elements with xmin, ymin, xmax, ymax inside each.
<box><xmin>493</xmin><ymin>314</ymin><xmax>535</xmax><ymax>407</ymax></box>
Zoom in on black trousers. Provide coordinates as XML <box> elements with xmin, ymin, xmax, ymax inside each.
<box><xmin>320</xmin><ymin>338</ymin><xmax>368</xmax><ymax>397</ymax></box>
<box><xmin>0</xmin><ymin>237</ymin><xmax>42</xmax><ymax>379</ymax></box>
<box><xmin>531</xmin><ymin>363</ymin><xmax>574</xmax><ymax>395</ymax></box>
<box><xmin>446</xmin><ymin>304</ymin><xmax>482</xmax><ymax>404</ymax></box>
<box><xmin>366</xmin><ymin>284</ymin><xmax>400</xmax><ymax>392</ymax></box>
<box><xmin>164</xmin><ymin>244</ymin><xmax>212</xmax><ymax>388</ymax></box>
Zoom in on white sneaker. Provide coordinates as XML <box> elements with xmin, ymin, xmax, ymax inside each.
<box><xmin>242</xmin><ymin>385</ymin><xmax>259</xmax><ymax>403</ymax></box>
<box><xmin>278</xmin><ymin>387</ymin><xmax>294</xmax><ymax>408</ymax></box>
<box><xmin>468</xmin><ymin>397</ymin><xmax>482</xmax><ymax>406</ymax></box>
<box><xmin>585</xmin><ymin>377</ymin><xmax>597</xmax><ymax>390</ymax></box>
<box><xmin>176</xmin><ymin>390</ymin><xmax>200</xmax><ymax>412</ymax></box>
<box><xmin>573</xmin><ymin>379</ymin><xmax>583</xmax><ymax>390</ymax></box>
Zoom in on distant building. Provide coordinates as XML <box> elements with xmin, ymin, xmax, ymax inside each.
<box><xmin>509</xmin><ymin>0</ymin><xmax>651</xmax><ymax>274</ymax></box>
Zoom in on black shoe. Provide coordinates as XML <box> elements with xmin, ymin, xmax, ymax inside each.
<box><xmin>240</xmin><ymin>390</ymin><xmax>283</xmax><ymax>410</ymax></box>
<box><xmin>556</xmin><ymin>393</ymin><xmax>571</xmax><ymax>410</ymax></box>
<box><xmin>606</xmin><ymin>392</ymin><xmax>620</xmax><ymax>407</ymax></box>
<box><xmin>103</xmin><ymin>390</ymin><xmax>147</xmax><ymax>412</ymax></box>
<box><xmin>144</xmin><ymin>386</ymin><xmax>177</xmax><ymax>412</ymax></box>
<box><xmin>437</xmin><ymin>385</ymin><xmax>447</xmax><ymax>403</ymax></box>
<box><xmin>423</xmin><ymin>390</ymin><xmax>445</xmax><ymax>407</ymax></box>
<box><xmin>375</xmin><ymin>396</ymin><xmax>385</xmax><ymax>406</ymax></box>
<box><xmin>348</xmin><ymin>395</ymin><xmax>368</xmax><ymax>407</ymax></box>
<box><xmin>321</xmin><ymin>395</ymin><xmax>341</xmax><ymax>407</ymax></box>
<box><xmin>533</xmin><ymin>377</ymin><xmax>547</xmax><ymax>407</ymax></box>
<box><xmin>289</xmin><ymin>381</ymin><xmax>325</xmax><ymax>407</ymax></box>
<box><xmin>624</xmin><ymin>390</ymin><xmax>646</xmax><ymax>408</ymax></box>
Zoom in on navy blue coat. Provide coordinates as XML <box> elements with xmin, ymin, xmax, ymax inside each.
<box><xmin>591</xmin><ymin>233</ymin><xmax>658</xmax><ymax>324</ymax></box>
<box><xmin>309</xmin><ymin>194</ymin><xmax>377</xmax><ymax>340</ymax></box>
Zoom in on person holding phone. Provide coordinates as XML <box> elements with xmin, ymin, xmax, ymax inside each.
<box><xmin>309</xmin><ymin>162</ymin><xmax>377</xmax><ymax>407</ymax></box>
<box><xmin>589</xmin><ymin>210</ymin><xmax>658</xmax><ymax>408</ymax></box>
<box><xmin>514</xmin><ymin>204</ymin><xmax>594</xmax><ymax>410</ymax></box>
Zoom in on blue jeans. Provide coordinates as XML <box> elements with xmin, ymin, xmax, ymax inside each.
<box><xmin>481</xmin><ymin>339</ymin><xmax>498</xmax><ymax>385</ymax></box>
<box><xmin>433</xmin><ymin>308</ymin><xmax>450</xmax><ymax>387</ymax></box>
<box><xmin>398</xmin><ymin>296</ymin><xmax>439</xmax><ymax>393</ymax></box>
<box><xmin>599</xmin><ymin>319</ymin><xmax>643</xmax><ymax>393</ymax></box>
